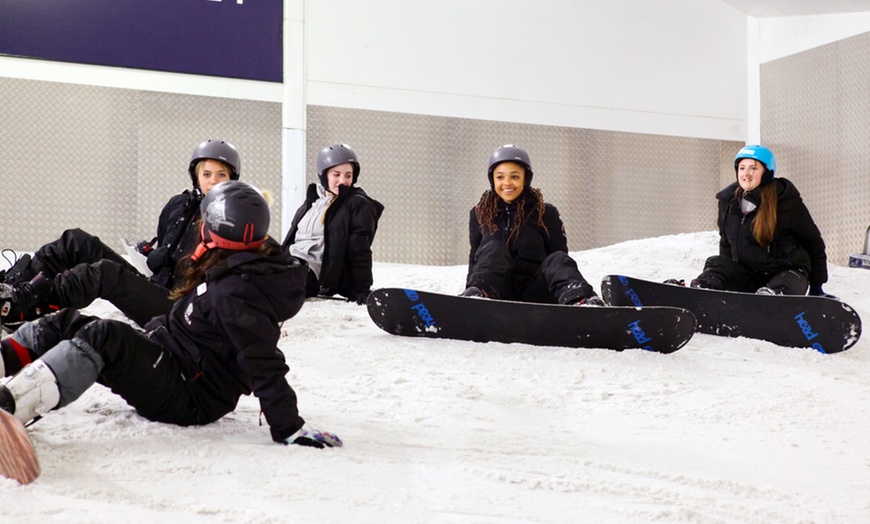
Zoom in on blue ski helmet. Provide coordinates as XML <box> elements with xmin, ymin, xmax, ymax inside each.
<box><xmin>734</xmin><ymin>144</ymin><xmax>776</xmax><ymax>185</ymax></box>
<box><xmin>487</xmin><ymin>145</ymin><xmax>533</xmax><ymax>189</ymax></box>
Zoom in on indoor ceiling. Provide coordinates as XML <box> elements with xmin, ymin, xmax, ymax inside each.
<box><xmin>719</xmin><ymin>0</ymin><xmax>870</xmax><ymax>17</ymax></box>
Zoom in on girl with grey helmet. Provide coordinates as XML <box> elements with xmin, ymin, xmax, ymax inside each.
<box><xmin>145</xmin><ymin>138</ymin><xmax>241</xmax><ymax>287</ymax></box>
<box><xmin>0</xmin><ymin>139</ymin><xmax>241</xmax><ymax>333</ymax></box>
<box><xmin>462</xmin><ymin>145</ymin><xmax>602</xmax><ymax>306</ymax></box>
<box><xmin>684</xmin><ymin>144</ymin><xmax>828</xmax><ymax>296</ymax></box>
<box><xmin>282</xmin><ymin>143</ymin><xmax>384</xmax><ymax>305</ymax></box>
<box><xmin>0</xmin><ymin>180</ymin><xmax>341</xmax><ymax>449</ymax></box>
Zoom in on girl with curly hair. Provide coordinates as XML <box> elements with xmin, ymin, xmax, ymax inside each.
<box><xmin>463</xmin><ymin>145</ymin><xmax>601</xmax><ymax>306</ymax></box>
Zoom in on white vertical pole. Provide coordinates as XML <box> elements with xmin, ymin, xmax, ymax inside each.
<box><xmin>281</xmin><ymin>0</ymin><xmax>306</xmax><ymax>239</ymax></box>
<box><xmin>746</xmin><ymin>16</ymin><xmax>761</xmax><ymax>145</ymax></box>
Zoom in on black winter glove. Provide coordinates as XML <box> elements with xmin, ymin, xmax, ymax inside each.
<box><xmin>145</xmin><ymin>245</ymin><xmax>172</xmax><ymax>273</ymax></box>
<box><xmin>352</xmin><ymin>291</ymin><xmax>370</xmax><ymax>305</ymax></box>
<box><xmin>135</xmin><ymin>239</ymin><xmax>155</xmax><ymax>255</ymax></box>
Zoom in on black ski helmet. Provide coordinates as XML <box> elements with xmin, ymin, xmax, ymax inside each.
<box><xmin>487</xmin><ymin>145</ymin><xmax>533</xmax><ymax>189</ymax></box>
<box><xmin>192</xmin><ymin>181</ymin><xmax>269</xmax><ymax>260</ymax></box>
<box><xmin>188</xmin><ymin>139</ymin><xmax>241</xmax><ymax>190</ymax></box>
<box><xmin>316</xmin><ymin>143</ymin><xmax>360</xmax><ymax>189</ymax></box>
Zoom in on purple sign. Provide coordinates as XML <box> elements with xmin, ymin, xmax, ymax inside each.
<box><xmin>0</xmin><ymin>0</ymin><xmax>282</xmax><ymax>82</ymax></box>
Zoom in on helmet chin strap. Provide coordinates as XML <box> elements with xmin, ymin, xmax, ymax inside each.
<box><xmin>191</xmin><ymin>241</ymin><xmax>210</xmax><ymax>262</ymax></box>
<box><xmin>191</xmin><ymin>224</ymin><xmax>219</xmax><ymax>262</ymax></box>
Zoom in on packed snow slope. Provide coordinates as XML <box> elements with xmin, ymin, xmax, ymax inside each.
<box><xmin>1</xmin><ymin>231</ymin><xmax>869</xmax><ymax>523</ymax></box>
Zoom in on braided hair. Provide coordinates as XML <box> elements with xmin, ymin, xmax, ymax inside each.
<box><xmin>474</xmin><ymin>187</ymin><xmax>549</xmax><ymax>246</ymax></box>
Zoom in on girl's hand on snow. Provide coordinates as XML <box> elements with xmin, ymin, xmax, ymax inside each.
<box><xmin>285</xmin><ymin>427</ymin><xmax>343</xmax><ymax>449</ymax></box>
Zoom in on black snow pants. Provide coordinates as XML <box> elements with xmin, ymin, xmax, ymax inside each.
<box><xmin>695</xmin><ymin>255</ymin><xmax>809</xmax><ymax>295</ymax></box>
<box><xmin>33</xmin><ymin>228</ymin><xmax>135</xmax><ymax>278</ymax></box>
<box><xmin>8</xmin><ymin>308</ymin><xmax>208</xmax><ymax>426</ymax></box>
<box><xmin>34</xmin><ymin>229</ymin><xmax>172</xmax><ymax>326</ymax></box>
<box><xmin>466</xmin><ymin>241</ymin><xmax>596</xmax><ymax>304</ymax></box>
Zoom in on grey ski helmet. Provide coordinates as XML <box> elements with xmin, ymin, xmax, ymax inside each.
<box><xmin>188</xmin><ymin>139</ymin><xmax>241</xmax><ymax>189</ymax></box>
<box><xmin>316</xmin><ymin>143</ymin><xmax>360</xmax><ymax>189</ymax></box>
<box><xmin>192</xmin><ymin>181</ymin><xmax>269</xmax><ymax>260</ymax></box>
<box><xmin>487</xmin><ymin>145</ymin><xmax>533</xmax><ymax>189</ymax></box>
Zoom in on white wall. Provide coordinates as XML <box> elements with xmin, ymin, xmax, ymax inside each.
<box><xmin>757</xmin><ymin>12</ymin><xmax>870</xmax><ymax>63</ymax></box>
<box><xmin>305</xmin><ymin>0</ymin><xmax>749</xmax><ymax>141</ymax></box>
<box><xmin>5</xmin><ymin>3</ymin><xmax>867</xmax><ymax>142</ymax></box>
<box><xmin>0</xmin><ymin>55</ymin><xmax>282</xmax><ymax>102</ymax></box>
<box><xmin>0</xmin><ymin>0</ymin><xmax>750</xmax><ymax>142</ymax></box>
<box><xmin>1</xmin><ymin>0</ymin><xmax>754</xmax><ymax>233</ymax></box>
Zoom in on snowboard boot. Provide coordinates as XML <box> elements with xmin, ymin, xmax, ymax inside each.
<box><xmin>756</xmin><ymin>286</ymin><xmax>784</xmax><ymax>296</ymax></box>
<box><xmin>0</xmin><ymin>272</ymin><xmax>59</xmax><ymax>331</ymax></box>
<box><xmin>460</xmin><ymin>286</ymin><xmax>488</xmax><ymax>298</ymax></box>
<box><xmin>576</xmin><ymin>296</ymin><xmax>606</xmax><ymax>307</ymax></box>
<box><xmin>0</xmin><ymin>283</ymin><xmax>14</xmax><ymax>332</ymax></box>
<box><xmin>557</xmin><ymin>283</ymin><xmax>595</xmax><ymax>306</ymax></box>
<box><xmin>0</xmin><ymin>360</ymin><xmax>60</xmax><ymax>425</ymax></box>
<box><xmin>0</xmin><ymin>253</ymin><xmax>36</xmax><ymax>286</ymax></box>
<box><xmin>690</xmin><ymin>278</ymin><xmax>715</xmax><ymax>289</ymax></box>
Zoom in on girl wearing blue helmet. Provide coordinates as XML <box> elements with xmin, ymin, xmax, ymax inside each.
<box><xmin>690</xmin><ymin>144</ymin><xmax>828</xmax><ymax>296</ymax></box>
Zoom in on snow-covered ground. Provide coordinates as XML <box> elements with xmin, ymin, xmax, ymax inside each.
<box><xmin>2</xmin><ymin>231</ymin><xmax>869</xmax><ymax>523</ymax></box>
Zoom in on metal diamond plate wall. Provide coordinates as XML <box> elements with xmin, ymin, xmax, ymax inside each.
<box><xmin>761</xmin><ymin>31</ymin><xmax>870</xmax><ymax>267</ymax></box>
<box><xmin>308</xmin><ymin>105</ymin><xmax>740</xmax><ymax>265</ymax></box>
<box><xmin>0</xmin><ymin>77</ymin><xmax>282</xmax><ymax>255</ymax></box>
<box><xmin>1</xmin><ymin>79</ymin><xmax>138</xmax><ymax>251</ymax></box>
<box><xmin>1</xmin><ymin>74</ymin><xmax>739</xmax><ymax>269</ymax></box>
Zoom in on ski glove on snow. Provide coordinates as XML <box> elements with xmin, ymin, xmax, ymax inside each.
<box><xmin>286</xmin><ymin>427</ymin><xmax>343</xmax><ymax>449</ymax></box>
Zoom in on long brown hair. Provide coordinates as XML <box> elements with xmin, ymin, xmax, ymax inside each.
<box><xmin>734</xmin><ymin>183</ymin><xmax>777</xmax><ymax>247</ymax></box>
<box><xmin>169</xmin><ymin>240</ymin><xmax>278</xmax><ymax>300</ymax></box>
<box><xmin>475</xmin><ymin>187</ymin><xmax>548</xmax><ymax>246</ymax></box>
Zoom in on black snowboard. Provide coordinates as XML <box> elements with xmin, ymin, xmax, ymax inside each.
<box><xmin>366</xmin><ymin>288</ymin><xmax>697</xmax><ymax>353</ymax></box>
<box><xmin>601</xmin><ymin>275</ymin><xmax>862</xmax><ymax>353</ymax></box>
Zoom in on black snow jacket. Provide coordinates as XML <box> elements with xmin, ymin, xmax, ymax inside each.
<box><xmin>147</xmin><ymin>190</ymin><xmax>202</xmax><ymax>289</ymax></box>
<box><xmin>716</xmin><ymin>178</ymin><xmax>827</xmax><ymax>286</ymax></box>
<box><xmin>282</xmin><ymin>183</ymin><xmax>384</xmax><ymax>300</ymax></box>
<box><xmin>467</xmin><ymin>191</ymin><xmax>569</xmax><ymax>288</ymax></box>
<box><xmin>144</xmin><ymin>243</ymin><xmax>309</xmax><ymax>443</ymax></box>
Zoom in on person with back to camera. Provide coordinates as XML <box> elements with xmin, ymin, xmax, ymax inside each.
<box><xmin>282</xmin><ymin>143</ymin><xmax>384</xmax><ymax>305</ymax></box>
<box><xmin>0</xmin><ymin>181</ymin><xmax>342</xmax><ymax>449</ymax></box>
<box><xmin>462</xmin><ymin>144</ymin><xmax>604</xmax><ymax>306</ymax></box>
<box><xmin>680</xmin><ymin>144</ymin><xmax>829</xmax><ymax>296</ymax></box>
<box><xmin>0</xmin><ymin>139</ymin><xmax>240</xmax><ymax>331</ymax></box>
